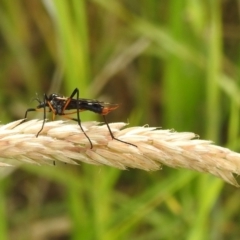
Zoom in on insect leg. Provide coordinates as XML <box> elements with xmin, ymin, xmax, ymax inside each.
<box><xmin>102</xmin><ymin>115</ymin><xmax>137</xmax><ymax>147</ymax></box>
<box><xmin>64</xmin><ymin>88</ymin><xmax>93</xmax><ymax>148</ymax></box>
<box><xmin>75</xmin><ymin>89</ymin><xmax>93</xmax><ymax>148</ymax></box>
<box><xmin>62</xmin><ymin>88</ymin><xmax>78</xmax><ymax>112</ymax></box>
<box><xmin>36</xmin><ymin>93</ymin><xmax>48</xmax><ymax>137</ymax></box>
<box><xmin>24</xmin><ymin>108</ymin><xmax>37</xmax><ymax>119</ymax></box>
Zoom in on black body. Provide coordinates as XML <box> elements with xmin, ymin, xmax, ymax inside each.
<box><xmin>24</xmin><ymin>88</ymin><xmax>136</xmax><ymax>148</ymax></box>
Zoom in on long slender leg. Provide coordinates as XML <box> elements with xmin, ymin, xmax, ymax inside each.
<box><xmin>62</xmin><ymin>88</ymin><xmax>78</xmax><ymax>112</ymax></box>
<box><xmin>75</xmin><ymin>89</ymin><xmax>93</xmax><ymax>148</ymax></box>
<box><xmin>63</xmin><ymin>88</ymin><xmax>93</xmax><ymax>148</ymax></box>
<box><xmin>24</xmin><ymin>95</ymin><xmax>54</xmax><ymax>137</ymax></box>
<box><xmin>24</xmin><ymin>97</ymin><xmax>46</xmax><ymax>137</ymax></box>
<box><xmin>25</xmin><ymin>108</ymin><xmax>37</xmax><ymax>119</ymax></box>
<box><xmin>36</xmin><ymin>93</ymin><xmax>48</xmax><ymax>137</ymax></box>
<box><xmin>102</xmin><ymin>115</ymin><xmax>137</xmax><ymax>147</ymax></box>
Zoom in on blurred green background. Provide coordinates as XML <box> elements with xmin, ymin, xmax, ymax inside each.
<box><xmin>0</xmin><ymin>0</ymin><xmax>240</xmax><ymax>239</ymax></box>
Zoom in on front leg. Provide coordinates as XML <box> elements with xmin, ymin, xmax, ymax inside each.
<box><xmin>34</xmin><ymin>93</ymin><xmax>45</xmax><ymax>137</ymax></box>
<box><xmin>24</xmin><ymin>108</ymin><xmax>37</xmax><ymax>120</ymax></box>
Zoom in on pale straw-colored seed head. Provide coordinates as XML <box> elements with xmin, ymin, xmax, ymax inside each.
<box><xmin>0</xmin><ymin>119</ymin><xmax>239</xmax><ymax>187</ymax></box>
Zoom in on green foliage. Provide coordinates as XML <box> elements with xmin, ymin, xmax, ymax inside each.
<box><xmin>0</xmin><ymin>0</ymin><xmax>240</xmax><ymax>239</ymax></box>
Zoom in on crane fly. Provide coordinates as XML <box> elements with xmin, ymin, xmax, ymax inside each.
<box><xmin>24</xmin><ymin>88</ymin><xmax>136</xmax><ymax>148</ymax></box>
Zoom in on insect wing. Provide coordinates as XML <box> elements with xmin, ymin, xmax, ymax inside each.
<box><xmin>65</xmin><ymin>98</ymin><xmax>119</xmax><ymax>115</ymax></box>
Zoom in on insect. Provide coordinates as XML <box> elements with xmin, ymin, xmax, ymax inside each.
<box><xmin>24</xmin><ymin>88</ymin><xmax>136</xmax><ymax>148</ymax></box>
